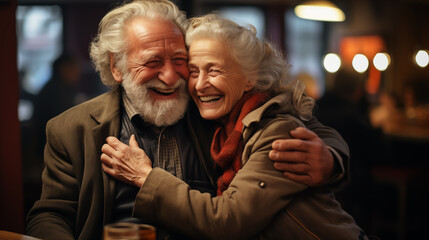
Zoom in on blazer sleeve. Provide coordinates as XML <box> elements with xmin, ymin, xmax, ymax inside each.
<box><xmin>26</xmin><ymin>118</ymin><xmax>78</xmax><ymax>240</ymax></box>
<box><xmin>304</xmin><ymin>116</ymin><xmax>350</xmax><ymax>189</ymax></box>
<box><xmin>133</xmin><ymin>116</ymin><xmax>308</xmax><ymax>240</ymax></box>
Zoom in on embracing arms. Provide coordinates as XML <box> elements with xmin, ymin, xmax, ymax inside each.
<box><xmin>270</xmin><ymin>117</ymin><xmax>349</xmax><ymax>188</ymax></box>
<box><xmin>101</xmin><ymin>117</ymin><xmax>308</xmax><ymax>239</ymax></box>
<box><xmin>101</xmin><ymin>118</ymin><xmax>349</xmax><ymax>190</ymax></box>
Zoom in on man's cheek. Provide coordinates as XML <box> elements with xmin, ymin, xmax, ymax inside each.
<box><xmin>180</xmin><ymin>65</ymin><xmax>190</xmax><ymax>80</ymax></box>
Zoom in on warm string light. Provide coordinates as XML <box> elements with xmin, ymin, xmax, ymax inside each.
<box><xmin>415</xmin><ymin>50</ymin><xmax>429</xmax><ymax>68</ymax></box>
<box><xmin>352</xmin><ymin>54</ymin><xmax>369</xmax><ymax>73</ymax></box>
<box><xmin>373</xmin><ymin>53</ymin><xmax>391</xmax><ymax>71</ymax></box>
<box><xmin>322</xmin><ymin>50</ymin><xmax>428</xmax><ymax>73</ymax></box>
<box><xmin>323</xmin><ymin>53</ymin><xmax>341</xmax><ymax>73</ymax></box>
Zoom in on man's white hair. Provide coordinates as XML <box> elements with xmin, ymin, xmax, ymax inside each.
<box><xmin>90</xmin><ymin>0</ymin><xmax>188</xmax><ymax>89</ymax></box>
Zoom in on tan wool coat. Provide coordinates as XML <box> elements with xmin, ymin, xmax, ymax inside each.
<box><xmin>134</xmin><ymin>92</ymin><xmax>367</xmax><ymax>240</ymax></box>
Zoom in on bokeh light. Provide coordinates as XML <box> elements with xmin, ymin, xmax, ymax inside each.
<box><xmin>373</xmin><ymin>53</ymin><xmax>391</xmax><ymax>71</ymax></box>
<box><xmin>352</xmin><ymin>54</ymin><xmax>369</xmax><ymax>73</ymax></box>
<box><xmin>415</xmin><ymin>50</ymin><xmax>429</xmax><ymax>68</ymax></box>
<box><xmin>323</xmin><ymin>53</ymin><xmax>341</xmax><ymax>73</ymax></box>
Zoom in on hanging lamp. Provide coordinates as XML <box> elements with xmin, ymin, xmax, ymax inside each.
<box><xmin>294</xmin><ymin>0</ymin><xmax>345</xmax><ymax>22</ymax></box>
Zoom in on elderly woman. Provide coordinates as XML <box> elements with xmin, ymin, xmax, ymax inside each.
<box><xmin>102</xmin><ymin>14</ymin><xmax>367</xmax><ymax>239</ymax></box>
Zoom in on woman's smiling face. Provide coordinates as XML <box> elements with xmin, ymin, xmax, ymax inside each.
<box><xmin>187</xmin><ymin>38</ymin><xmax>254</xmax><ymax>120</ymax></box>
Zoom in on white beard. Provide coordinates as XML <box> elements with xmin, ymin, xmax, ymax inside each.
<box><xmin>121</xmin><ymin>74</ymin><xmax>189</xmax><ymax>127</ymax></box>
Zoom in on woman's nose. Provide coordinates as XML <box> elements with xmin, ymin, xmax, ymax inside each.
<box><xmin>195</xmin><ymin>72</ymin><xmax>210</xmax><ymax>90</ymax></box>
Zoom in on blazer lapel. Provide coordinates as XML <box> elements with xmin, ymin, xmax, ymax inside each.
<box><xmin>93</xmin><ymin>123</ymin><xmax>117</xmax><ymax>226</ymax></box>
<box><xmin>89</xmin><ymin>89</ymin><xmax>122</xmax><ymax>226</ymax></box>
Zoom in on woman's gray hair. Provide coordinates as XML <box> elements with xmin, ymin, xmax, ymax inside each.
<box><xmin>90</xmin><ymin>0</ymin><xmax>188</xmax><ymax>89</ymax></box>
<box><xmin>186</xmin><ymin>14</ymin><xmax>315</xmax><ymax>120</ymax></box>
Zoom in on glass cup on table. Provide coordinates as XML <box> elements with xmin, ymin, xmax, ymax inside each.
<box><xmin>104</xmin><ymin>222</ymin><xmax>139</xmax><ymax>240</ymax></box>
<box><xmin>138</xmin><ymin>224</ymin><xmax>156</xmax><ymax>240</ymax></box>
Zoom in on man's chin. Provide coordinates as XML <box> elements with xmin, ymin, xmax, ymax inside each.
<box><xmin>139</xmin><ymin>98</ymin><xmax>189</xmax><ymax>127</ymax></box>
<box><xmin>122</xmin><ymin>76</ymin><xmax>189</xmax><ymax>127</ymax></box>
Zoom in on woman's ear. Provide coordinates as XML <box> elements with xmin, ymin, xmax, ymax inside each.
<box><xmin>244</xmin><ymin>78</ymin><xmax>255</xmax><ymax>92</ymax></box>
<box><xmin>110</xmin><ymin>54</ymin><xmax>123</xmax><ymax>83</ymax></box>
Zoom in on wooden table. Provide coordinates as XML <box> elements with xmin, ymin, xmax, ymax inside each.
<box><xmin>0</xmin><ymin>230</ymin><xmax>41</xmax><ymax>240</ymax></box>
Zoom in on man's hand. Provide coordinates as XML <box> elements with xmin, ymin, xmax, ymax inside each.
<box><xmin>101</xmin><ymin>135</ymin><xmax>152</xmax><ymax>187</ymax></box>
<box><xmin>269</xmin><ymin>127</ymin><xmax>334</xmax><ymax>187</ymax></box>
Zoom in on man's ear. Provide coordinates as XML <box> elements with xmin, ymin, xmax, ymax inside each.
<box><xmin>110</xmin><ymin>54</ymin><xmax>123</xmax><ymax>83</ymax></box>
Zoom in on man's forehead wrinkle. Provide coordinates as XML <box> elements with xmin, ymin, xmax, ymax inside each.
<box><xmin>128</xmin><ymin>32</ymin><xmax>184</xmax><ymax>52</ymax></box>
<box><xmin>129</xmin><ymin>17</ymin><xmax>183</xmax><ymax>39</ymax></box>
<box><xmin>137</xmin><ymin>42</ymin><xmax>186</xmax><ymax>58</ymax></box>
<box><xmin>134</xmin><ymin>30</ymin><xmax>180</xmax><ymax>41</ymax></box>
<box><xmin>125</xmin><ymin>18</ymin><xmax>187</xmax><ymax>62</ymax></box>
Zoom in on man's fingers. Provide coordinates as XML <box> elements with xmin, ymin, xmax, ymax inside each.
<box><xmin>273</xmin><ymin>162</ymin><xmax>310</xmax><ymax>174</ymax></box>
<box><xmin>101</xmin><ymin>163</ymin><xmax>114</xmax><ymax>174</ymax></box>
<box><xmin>106</xmin><ymin>136</ymin><xmax>119</xmax><ymax>146</ymax></box>
<box><xmin>102</xmin><ymin>163</ymin><xmax>123</xmax><ymax>182</ymax></box>
<box><xmin>101</xmin><ymin>144</ymin><xmax>125</xmax><ymax>166</ymax></box>
<box><xmin>106</xmin><ymin>136</ymin><xmax>128</xmax><ymax>151</ymax></box>
<box><xmin>271</xmin><ymin>138</ymin><xmax>312</xmax><ymax>152</ymax></box>
<box><xmin>100</xmin><ymin>153</ymin><xmax>114</xmax><ymax>168</ymax></box>
<box><xmin>289</xmin><ymin>127</ymin><xmax>318</xmax><ymax>140</ymax></box>
<box><xmin>282</xmin><ymin>172</ymin><xmax>311</xmax><ymax>186</ymax></box>
<box><xmin>269</xmin><ymin>150</ymin><xmax>308</xmax><ymax>163</ymax></box>
<box><xmin>101</xmin><ymin>143</ymin><xmax>116</xmax><ymax>156</ymax></box>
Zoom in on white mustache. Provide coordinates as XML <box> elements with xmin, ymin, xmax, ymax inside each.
<box><xmin>144</xmin><ymin>78</ymin><xmax>187</xmax><ymax>90</ymax></box>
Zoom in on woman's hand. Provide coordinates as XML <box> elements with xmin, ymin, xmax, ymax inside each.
<box><xmin>101</xmin><ymin>134</ymin><xmax>152</xmax><ymax>187</ymax></box>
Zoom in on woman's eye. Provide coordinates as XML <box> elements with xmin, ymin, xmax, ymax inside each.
<box><xmin>189</xmin><ymin>70</ymin><xmax>199</xmax><ymax>78</ymax></box>
<box><xmin>209</xmin><ymin>69</ymin><xmax>221</xmax><ymax>75</ymax></box>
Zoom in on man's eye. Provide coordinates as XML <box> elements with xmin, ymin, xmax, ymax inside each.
<box><xmin>144</xmin><ymin>61</ymin><xmax>161</xmax><ymax>68</ymax></box>
<box><xmin>173</xmin><ymin>58</ymin><xmax>187</xmax><ymax>65</ymax></box>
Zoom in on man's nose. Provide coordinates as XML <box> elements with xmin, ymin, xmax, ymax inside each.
<box><xmin>158</xmin><ymin>62</ymin><xmax>179</xmax><ymax>86</ymax></box>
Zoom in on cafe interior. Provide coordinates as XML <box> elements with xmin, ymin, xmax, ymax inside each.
<box><xmin>1</xmin><ymin>0</ymin><xmax>429</xmax><ymax>239</ymax></box>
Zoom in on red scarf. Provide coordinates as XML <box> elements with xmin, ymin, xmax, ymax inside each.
<box><xmin>211</xmin><ymin>92</ymin><xmax>268</xmax><ymax>195</ymax></box>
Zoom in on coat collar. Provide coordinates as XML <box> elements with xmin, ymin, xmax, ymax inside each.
<box><xmin>88</xmin><ymin>88</ymin><xmax>122</xmax><ymax>225</ymax></box>
<box><xmin>89</xmin><ymin>88</ymin><xmax>122</xmax><ymax>125</ymax></box>
<box><xmin>242</xmin><ymin>91</ymin><xmax>293</xmax><ymax>128</ymax></box>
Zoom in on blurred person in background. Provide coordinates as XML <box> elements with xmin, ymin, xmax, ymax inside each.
<box><xmin>403</xmin><ymin>75</ymin><xmax>429</xmax><ymax>125</ymax></box>
<box><xmin>315</xmin><ymin>67</ymin><xmax>388</xmax><ymax>232</ymax></box>
<box><xmin>33</xmin><ymin>53</ymin><xmax>87</xmax><ymax>151</ymax></box>
<box><xmin>24</xmin><ymin>53</ymin><xmax>88</xmax><ymax>213</ymax></box>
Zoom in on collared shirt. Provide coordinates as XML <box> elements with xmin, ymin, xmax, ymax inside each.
<box><xmin>112</xmin><ymin>90</ymin><xmax>209</xmax><ymax>239</ymax></box>
<box><xmin>121</xmin><ymin>92</ymin><xmax>183</xmax><ymax>179</ymax></box>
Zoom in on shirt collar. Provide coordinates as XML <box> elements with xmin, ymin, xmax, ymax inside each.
<box><xmin>121</xmin><ymin>88</ymin><xmax>140</xmax><ymax>120</ymax></box>
<box><xmin>121</xmin><ymin>88</ymin><xmax>165</xmax><ymax>133</ymax></box>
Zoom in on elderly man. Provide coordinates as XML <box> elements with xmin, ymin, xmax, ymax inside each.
<box><xmin>26</xmin><ymin>1</ymin><xmax>349</xmax><ymax>239</ymax></box>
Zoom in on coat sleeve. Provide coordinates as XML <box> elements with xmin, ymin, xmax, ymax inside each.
<box><xmin>303</xmin><ymin>116</ymin><xmax>350</xmax><ymax>189</ymax></box>
<box><xmin>133</xmin><ymin>117</ymin><xmax>308</xmax><ymax>240</ymax></box>
<box><xmin>26</xmin><ymin>118</ymin><xmax>78</xmax><ymax>240</ymax></box>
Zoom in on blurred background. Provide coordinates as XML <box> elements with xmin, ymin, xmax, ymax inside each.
<box><xmin>1</xmin><ymin>0</ymin><xmax>429</xmax><ymax>239</ymax></box>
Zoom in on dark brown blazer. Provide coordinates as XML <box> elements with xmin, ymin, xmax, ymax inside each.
<box><xmin>26</xmin><ymin>89</ymin><xmax>121</xmax><ymax>240</ymax></box>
